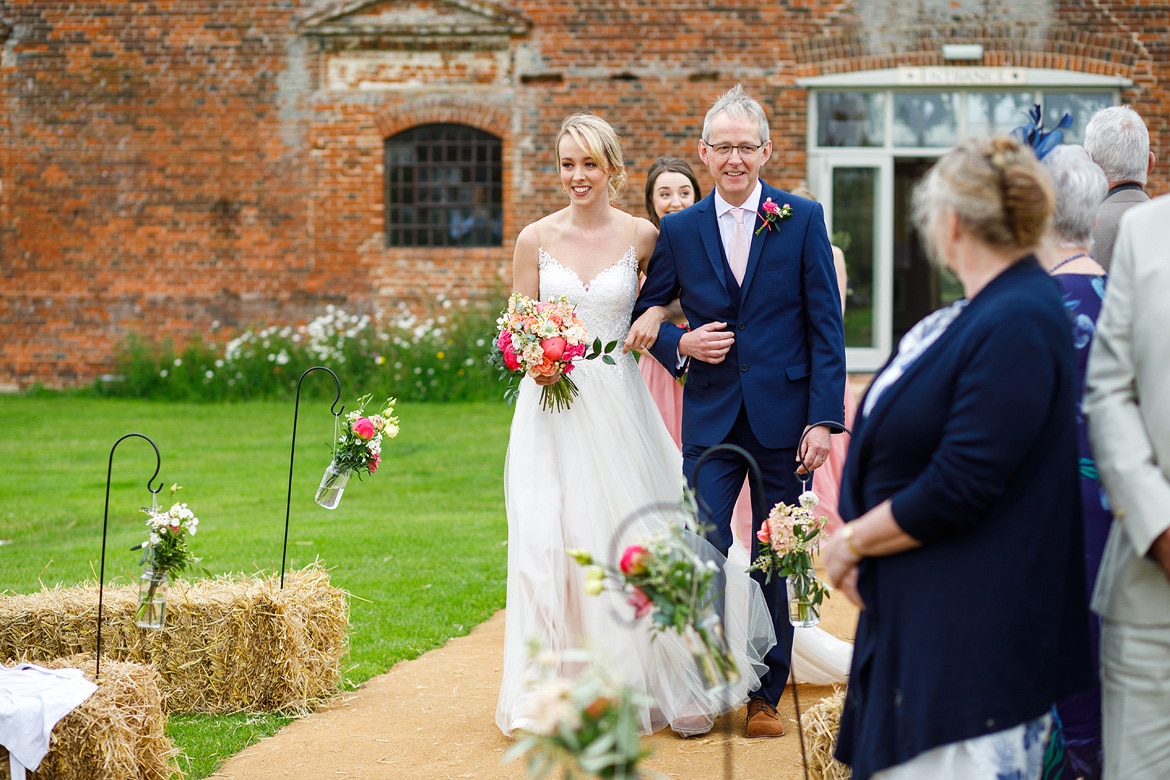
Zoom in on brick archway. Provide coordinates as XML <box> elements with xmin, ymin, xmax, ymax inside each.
<box><xmin>374</xmin><ymin>99</ymin><xmax>510</xmax><ymax>140</ymax></box>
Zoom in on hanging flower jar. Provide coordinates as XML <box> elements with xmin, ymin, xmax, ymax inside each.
<box><xmin>313</xmin><ymin>394</ymin><xmax>399</xmax><ymax>510</ymax></box>
<box><xmin>136</xmin><ymin>568</ymin><xmax>170</xmax><ymax>629</ymax></box>
<box><xmin>132</xmin><ymin>484</ymin><xmax>200</xmax><ymax>631</ymax></box>
<box><xmin>314</xmin><ymin>460</ymin><xmax>351</xmax><ymax>510</ymax></box>
<box><xmin>786</xmin><ymin>568</ymin><xmax>823</xmax><ymax>628</ymax></box>
<box><xmin>750</xmin><ymin>489</ymin><xmax>832</xmax><ymax>629</ymax></box>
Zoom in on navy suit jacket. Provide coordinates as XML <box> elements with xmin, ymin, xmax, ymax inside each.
<box><xmin>635</xmin><ymin>182</ymin><xmax>846</xmax><ymax>450</ymax></box>
<box><xmin>834</xmin><ymin>259</ymin><xmax>1093</xmax><ymax>778</ymax></box>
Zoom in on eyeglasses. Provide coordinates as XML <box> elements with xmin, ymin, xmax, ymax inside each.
<box><xmin>702</xmin><ymin>140</ymin><xmax>766</xmax><ymax>158</ymax></box>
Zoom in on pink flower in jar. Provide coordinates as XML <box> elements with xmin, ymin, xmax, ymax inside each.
<box><xmin>620</xmin><ymin>544</ymin><xmax>650</xmax><ymax>576</ymax></box>
<box><xmin>627</xmin><ymin>586</ymin><xmax>653</xmax><ymax>619</ymax></box>
<box><xmin>757</xmin><ymin>521</ymin><xmax>772</xmax><ymax>545</ymax></box>
<box><xmin>368</xmin><ymin>453</ymin><xmax>381</xmax><ymax>474</ymax></box>
<box><xmin>352</xmin><ymin>417</ymin><xmax>376</xmax><ymax>440</ymax></box>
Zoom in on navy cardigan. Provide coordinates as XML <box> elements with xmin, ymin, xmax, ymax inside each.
<box><xmin>835</xmin><ymin>258</ymin><xmax>1093</xmax><ymax>778</ymax></box>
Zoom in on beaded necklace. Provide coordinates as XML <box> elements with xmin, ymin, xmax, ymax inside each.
<box><xmin>1048</xmin><ymin>251</ymin><xmax>1089</xmax><ymax>274</ymax></box>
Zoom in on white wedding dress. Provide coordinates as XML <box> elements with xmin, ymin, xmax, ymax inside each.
<box><xmin>496</xmin><ymin>246</ymin><xmax>776</xmax><ymax>737</ymax></box>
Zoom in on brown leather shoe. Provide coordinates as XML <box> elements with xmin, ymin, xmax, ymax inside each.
<box><xmin>746</xmin><ymin>697</ymin><xmax>786</xmax><ymax>738</ymax></box>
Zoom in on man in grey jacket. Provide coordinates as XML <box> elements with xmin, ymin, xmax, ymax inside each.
<box><xmin>1083</xmin><ymin>105</ymin><xmax>1156</xmax><ymax>271</ymax></box>
<box><xmin>1085</xmin><ymin>193</ymin><xmax>1170</xmax><ymax>780</ymax></box>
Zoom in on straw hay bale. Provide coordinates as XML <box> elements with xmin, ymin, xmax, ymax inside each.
<box><xmin>805</xmin><ymin>686</ymin><xmax>851</xmax><ymax>780</ymax></box>
<box><xmin>0</xmin><ymin>566</ymin><xmax>348</xmax><ymax>714</ymax></box>
<box><xmin>0</xmin><ymin>656</ymin><xmax>181</xmax><ymax>780</ymax></box>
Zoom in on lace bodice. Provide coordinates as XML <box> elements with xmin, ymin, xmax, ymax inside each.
<box><xmin>539</xmin><ymin>246</ymin><xmax>639</xmax><ymax>376</ymax></box>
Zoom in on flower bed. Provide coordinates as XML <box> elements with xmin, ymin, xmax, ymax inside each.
<box><xmin>0</xmin><ymin>566</ymin><xmax>348</xmax><ymax>714</ymax></box>
<box><xmin>0</xmin><ymin>656</ymin><xmax>180</xmax><ymax>780</ymax></box>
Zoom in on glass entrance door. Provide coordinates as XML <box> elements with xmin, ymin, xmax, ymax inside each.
<box><xmin>891</xmin><ymin>158</ymin><xmax>964</xmax><ymax>344</ymax></box>
<box><xmin>809</xmin><ymin>154</ymin><xmax>892</xmax><ymax>372</ymax></box>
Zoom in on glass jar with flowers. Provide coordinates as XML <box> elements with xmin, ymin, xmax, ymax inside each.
<box><xmin>569</xmin><ymin>521</ymin><xmax>740</xmax><ymax>693</ymax></box>
<box><xmin>132</xmin><ymin>484</ymin><xmax>200</xmax><ymax>629</ymax></box>
<box><xmin>751</xmin><ymin>490</ymin><xmax>832</xmax><ymax>628</ymax></box>
<box><xmin>315</xmin><ymin>394</ymin><xmax>399</xmax><ymax>510</ymax></box>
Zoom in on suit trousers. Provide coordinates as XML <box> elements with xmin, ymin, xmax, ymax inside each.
<box><xmin>1101</xmin><ymin>619</ymin><xmax>1170</xmax><ymax>779</ymax></box>
<box><xmin>682</xmin><ymin>403</ymin><xmax>800</xmax><ymax>705</ymax></box>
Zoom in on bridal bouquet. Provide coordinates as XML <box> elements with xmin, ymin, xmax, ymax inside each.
<box><xmin>489</xmin><ymin>292</ymin><xmax>616</xmax><ymax>412</ymax></box>
<box><xmin>568</xmin><ymin>523</ymin><xmax>739</xmax><ymax>690</ymax></box>
<box><xmin>315</xmin><ymin>394</ymin><xmax>399</xmax><ymax>509</ymax></box>
<box><xmin>751</xmin><ymin>490</ymin><xmax>831</xmax><ymax>626</ymax></box>
<box><xmin>503</xmin><ymin>645</ymin><xmax>651</xmax><ymax>779</ymax></box>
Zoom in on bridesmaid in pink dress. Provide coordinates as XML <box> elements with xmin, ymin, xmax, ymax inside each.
<box><xmin>637</xmin><ymin>158</ymin><xmax>702</xmax><ymax>448</ymax></box>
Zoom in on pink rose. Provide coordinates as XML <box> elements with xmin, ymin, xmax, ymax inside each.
<box><xmin>368</xmin><ymin>453</ymin><xmax>381</xmax><ymax>474</ymax></box>
<box><xmin>627</xmin><ymin>586</ymin><xmax>653</xmax><ymax>619</ymax></box>
<box><xmin>761</xmin><ymin>199</ymin><xmax>781</xmax><ymax>216</ymax></box>
<box><xmin>541</xmin><ymin>336</ymin><xmax>567</xmax><ymax>361</ymax></box>
<box><xmin>620</xmin><ymin>544</ymin><xmax>650</xmax><ymax>576</ymax></box>
<box><xmin>757</xmin><ymin>522</ymin><xmax>771</xmax><ymax>545</ymax></box>
<box><xmin>352</xmin><ymin>417</ymin><xmax>376</xmax><ymax>440</ymax></box>
<box><xmin>564</xmin><ymin>342</ymin><xmax>587</xmax><ymax>360</ymax></box>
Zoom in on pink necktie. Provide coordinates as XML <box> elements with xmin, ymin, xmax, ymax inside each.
<box><xmin>729</xmin><ymin>207</ymin><xmax>749</xmax><ymax>285</ymax></box>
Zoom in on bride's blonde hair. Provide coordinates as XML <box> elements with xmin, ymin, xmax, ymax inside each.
<box><xmin>556</xmin><ymin>113</ymin><xmax>627</xmax><ymax>201</ymax></box>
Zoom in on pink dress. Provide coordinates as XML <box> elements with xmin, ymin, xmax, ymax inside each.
<box><xmin>638</xmin><ymin>353</ymin><xmax>682</xmax><ymax>448</ymax></box>
<box><xmin>811</xmin><ymin>385</ymin><xmax>857</xmax><ymax>537</ymax></box>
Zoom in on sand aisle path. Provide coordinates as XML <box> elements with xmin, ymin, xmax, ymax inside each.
<box><xmin>213</xmin><ymin>588</ymin><xmax>857</xmax><ymax>780</ymax></box>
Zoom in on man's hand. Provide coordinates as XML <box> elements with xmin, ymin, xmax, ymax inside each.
<box><xmin>796</xmin><ymin>424</ymin><xmax>831</xmax><ymax>475</ymax></box>
<box><xmin>1151</xmin><ymin>527</ymin><xmax>1170</xmax><ymax>584</ymax></box>
<box><xmin>678</xmin><ymin>322</ymin><xmax>734</xmax><ymax>364</ymax></box>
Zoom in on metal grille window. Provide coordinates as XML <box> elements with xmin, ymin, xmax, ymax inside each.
<box><xmin>385</xmin><ymin>124</ymin><xmax>503</xmax><ymax>248</ymax></box>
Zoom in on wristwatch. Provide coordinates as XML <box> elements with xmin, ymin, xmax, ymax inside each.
<box><xmin>841</xmin><ymin>524</ymin><xmax>863</xmax><ymax>558</ymax></box>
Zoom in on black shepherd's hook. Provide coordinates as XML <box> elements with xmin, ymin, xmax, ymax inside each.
<box><xmin>281</xmin><ymin>366</ymin><xmax>344</xmax><ymax>589</ymax></box>
<box><xmin>96</xmin><ymin>433</ymin><xmax>163</xmax><ymax>679</ymax></box>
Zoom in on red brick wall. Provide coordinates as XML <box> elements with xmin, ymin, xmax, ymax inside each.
<box><xmin>1</xmin><ymin>0</ymin><xmax>1165</xmax><ymax>388</ymax></box>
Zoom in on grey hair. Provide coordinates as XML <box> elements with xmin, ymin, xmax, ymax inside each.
<box><xmin>1084</xmin><ymin>105</ymin><xmax>1150</xmax><ymax>185</ymax></box>
<box><xmin>1041</xmin><ymin>145</ymin><xmax>1108</xmax><ymax>247</ymax></box>
<box><xmin>702</xmin><ymin>84</ymin><xmax>770</xmax><ymax>146</ymax></box>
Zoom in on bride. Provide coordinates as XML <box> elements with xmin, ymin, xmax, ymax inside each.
<box><xmin>496</xmin><ymin>113</ymin><xmax>776</xmax><ymax>738</ymax></box>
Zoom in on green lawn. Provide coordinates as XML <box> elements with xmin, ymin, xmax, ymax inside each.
<box><xmin>0</xmin><ymin>396</ymin><xmax>513</xmax><ymax>777</ymax></box>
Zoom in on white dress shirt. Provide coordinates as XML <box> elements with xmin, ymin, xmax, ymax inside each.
<box><xmin>714</xmin><ymin>181</ymin><xmax>763</xmax><ymax>266</ymax></box>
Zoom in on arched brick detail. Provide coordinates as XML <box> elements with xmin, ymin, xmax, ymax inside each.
<box><xmin>374</xmin><ymin>99</ymin><xmax>510</xmax><ymax>140</ymax></box>
<box><xmin>794</xmin><ymin>28</ymin><xmax>1142</xmax><ymax>84</ymax></box>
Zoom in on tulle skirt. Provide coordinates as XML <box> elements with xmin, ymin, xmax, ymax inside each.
<box><xmin>497</xmin><ymin>358</ymin><xmax>776</xmax><ymax>736</ymax></box>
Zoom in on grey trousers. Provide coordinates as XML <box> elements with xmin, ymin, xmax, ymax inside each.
<box><xmin>1102</xmin><ymin>619</ymin><xmax>1170</xmax><ymax>780</ymax></box>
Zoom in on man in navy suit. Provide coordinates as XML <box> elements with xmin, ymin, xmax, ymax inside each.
<box><xmin>632</xmin><ymin>84</ymin><xmax>846</xmax><ymax>737</ymax></box>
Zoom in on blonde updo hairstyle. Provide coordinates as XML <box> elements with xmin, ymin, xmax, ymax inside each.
<box><xmin>912</xmin><ymin>136</ymin><xmax>1054</xmax><ymax>264</ymax></box>
<box><xmin>557</xmin><ymin>113</ymin><xmax>627</xmax><ymax>202</ymax></box>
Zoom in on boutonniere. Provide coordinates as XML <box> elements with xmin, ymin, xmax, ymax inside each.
<box><xmin>755</xmin><ymin>198</ymin><xmax>793</xmax><ymax>235</ymax></box>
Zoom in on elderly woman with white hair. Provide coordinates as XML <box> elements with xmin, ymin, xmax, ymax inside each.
<box><xmin>1038</xmin><ymin>143</ymin><xmax>1111</xmax><ymax>780</ymax></box>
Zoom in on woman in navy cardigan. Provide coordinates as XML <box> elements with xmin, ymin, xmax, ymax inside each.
<box><xmin>823</xmin><ymin>136</ymin><xmax>1093</xmax><ymax>779</ymax></box>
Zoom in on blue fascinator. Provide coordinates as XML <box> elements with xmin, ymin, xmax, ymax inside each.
<box><xmin>1011</xmin><ymin>103</ymin><xmax>1073</xmax><ymax>160</ymax></box>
